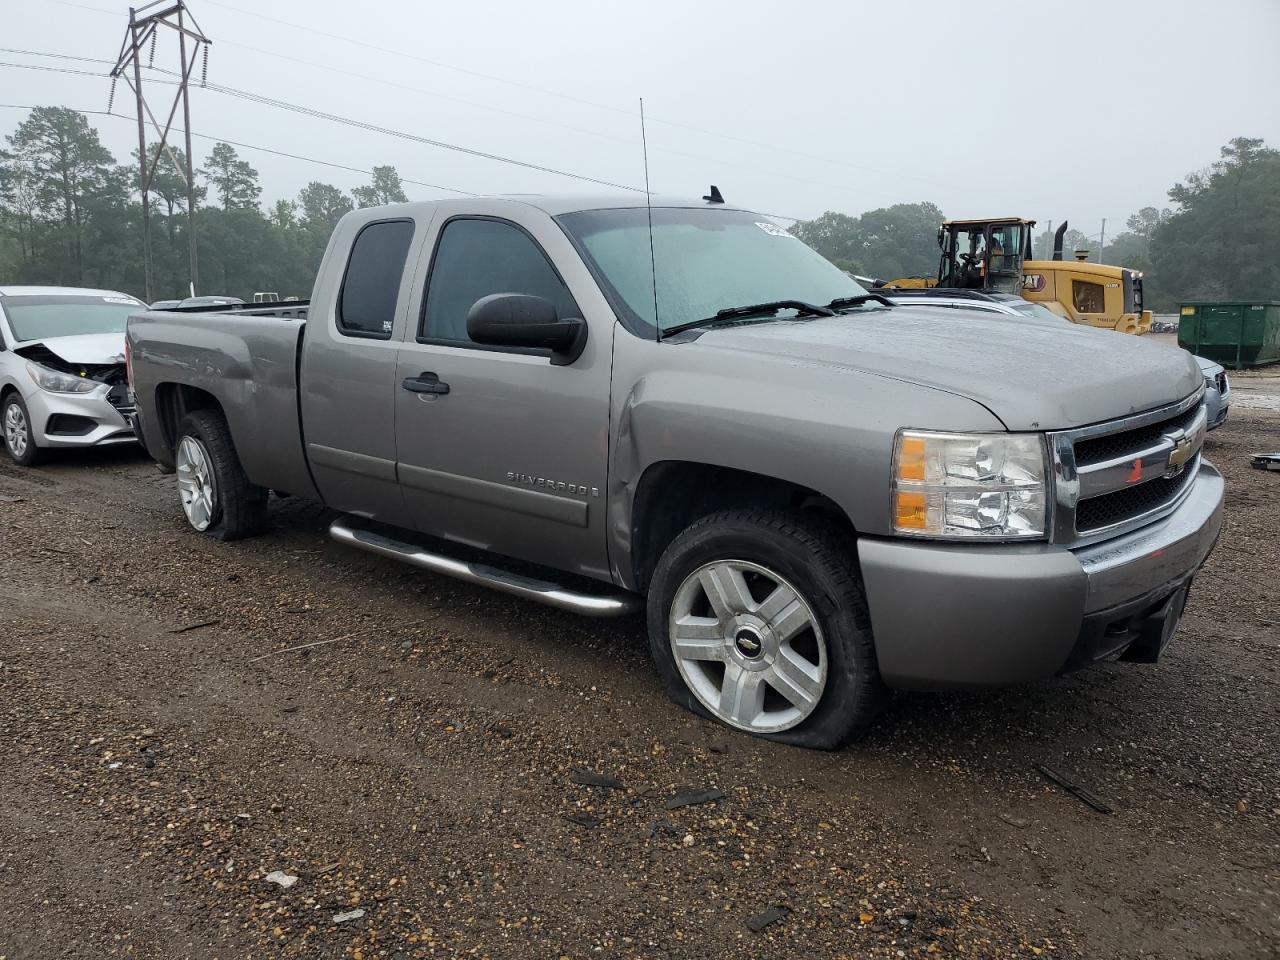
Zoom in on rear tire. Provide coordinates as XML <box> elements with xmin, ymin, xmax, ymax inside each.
<box><xmin>646</xmin><ymin>508</ymin><xmax>885</xmax><ymax>749</ymax></box>
<box><xmin>2</xmin><ymin>393</ymin><xmax>45</xmax><ymax>466</ymax></box>
<box><xmin>175</xmin><ymin>409</ymin><xmax>268</xmax><ymax>541</ymax></box>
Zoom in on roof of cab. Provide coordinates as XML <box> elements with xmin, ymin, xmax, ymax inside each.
<box><xmin>0</xmin><ymin>285</ymin><xmax>141</xmax><ymax>299</ymax></box>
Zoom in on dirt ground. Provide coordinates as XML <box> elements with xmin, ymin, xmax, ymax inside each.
<box><xmin>1</xmin><ymin>377</ymin><xmax>1278</xmax><ymax>959</ymax></box>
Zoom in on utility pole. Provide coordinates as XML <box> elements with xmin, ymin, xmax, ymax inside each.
<box><xmin>1098</xmin><ymin>218</ymin><xmax>1106</xmax><ymax>263</ymax></box>
<box><xmin>110</xmin><ymin>2</ymin><xmax>211</xmax><ymax>302</ymax></box>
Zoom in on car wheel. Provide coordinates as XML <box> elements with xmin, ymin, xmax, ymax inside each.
<box><xmin>175</xmin><ymin>409</ymin><xmax>268</xmax><ymax>541</ymax></box>
<box><xmin>646</xmin><ymin>509</ymin><xmax>884</xmax><ymax>749</ymax></box>
<box><xmin>2</xmin><ymin>393</ymin><xmax>45</xmax><ymax>466</ymax></box>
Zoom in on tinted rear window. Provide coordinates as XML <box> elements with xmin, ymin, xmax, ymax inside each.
<box><xmin>338</xmin><ymin>220</ymin><xmax>415</xmax><ymax>338</ymax></box>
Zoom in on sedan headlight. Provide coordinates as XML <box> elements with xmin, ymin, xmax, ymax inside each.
<box><xmin>892</xmin><ymin>430</ymin><xmax>1048</xmax><ymax>539</ymax></box>
<box><xmin>26</xmin><ymin>361</ymin><xmax>99</xmax><ymax>394</ymax></box>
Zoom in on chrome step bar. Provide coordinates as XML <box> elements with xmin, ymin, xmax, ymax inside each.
<box><xmin>329</xmin><ymin>517</ymin><xmax>642</xmax><ymax>618</ymax></box>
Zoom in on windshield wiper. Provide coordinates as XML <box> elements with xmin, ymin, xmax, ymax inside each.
<box><xmin>827</xmin><ymin>293</ymin><xmax>895</xmax><ymax>311</ymax></box>
<box><xmin>659</xmin><ymin>299</ymin><xmax>835</xmax><ymax>341</ymax></box>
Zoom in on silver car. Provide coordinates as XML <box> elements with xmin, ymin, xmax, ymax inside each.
<box><xmin>0</xmin><ymin>286</ymin><xmax>143</xmax><ymax>465</ymax></box>
<box><xmin>888</xmin><ymin>291</ymin><xmax>1230</xmax><ymax>429</ymax></box>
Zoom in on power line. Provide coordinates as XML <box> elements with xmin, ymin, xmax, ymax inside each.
<box><xmin>41</xmin><ymin>0</ymin><xmax>958</xmax><ymax>191</ymax></box>
<box><xmin>0</xmin><ymin>44</ymin><xmax>881</xmax><ymax>206</ymax></box>
<box><xmin>0</xmin><ymin>57</ymin><xmax>643</xmax><ymax>192</ymax></box>
<box><xmin>0</xmin><ymin>102</ymin><xmax>477</xmax><ymax>197</ymax></box>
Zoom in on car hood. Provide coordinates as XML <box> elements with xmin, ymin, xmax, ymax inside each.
<box><xmin>15</xmin><ymin>333</ymin><xmax>126</xmax><ymax>366</ymax></box>
<box><xmin>1193</xmin><ymin>354</ymin><xmax>1224</xmax><ymax>377</ymax></box>
<box><xmin>692</xmin><ymin>306</ymin><xmax>1203</xmax><ymax>431</ymax></box>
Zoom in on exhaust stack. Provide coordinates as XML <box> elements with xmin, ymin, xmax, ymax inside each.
<box><xmin>1052</xmin><ymin>221</ymin><xmax>1068</xmax><ymax>261</ymax></box>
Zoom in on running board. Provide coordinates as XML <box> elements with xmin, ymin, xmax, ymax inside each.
<box><xmin>329</xmin><ymin>517</ymin><xmax>642</xmax><ymax>618</ymax></box>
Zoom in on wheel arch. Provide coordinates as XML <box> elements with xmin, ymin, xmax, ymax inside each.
<box><xmin>154</xmin><ymin>382</ymin><xmax>223</xmax><ymax>457</ymax></box>
<box><xmin>627</xmin><ymin>460</ymin><xmax>858</xmax><ymax>593</ymax></box>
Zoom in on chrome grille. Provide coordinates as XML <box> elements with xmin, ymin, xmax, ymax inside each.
<box><xmin>1073</xmin><ymin>403</ymin><xmax>1202</xmax><ymax>467</ymax></box>
<box><xmin>1074</xmin><ymin>462</ymin><xmax>1198</xmax><ymax>531</ymax></box>
<box><xmin>1049</xmin><ymin>388</ymin><xmax>1206</xmax><ymax>546</ymax></box>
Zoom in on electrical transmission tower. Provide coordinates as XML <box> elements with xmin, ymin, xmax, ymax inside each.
<box><xmin>109</xmin><ymin>2</ymin><xmax>211</xmax><ymax>302</ymax></box>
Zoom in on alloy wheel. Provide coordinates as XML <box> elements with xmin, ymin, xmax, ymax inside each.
<box><xmin>4</xmin><ymin>401</ymin><xmax>29</xmax><ymax>458</ymax></box>
<box><xmin>176</xmin><ymin>435</ymin><xmax>217</xmax><ymax>531</ymax></box>
<box><xmin>669</xmin><ymin>559</ymin><xmax>827</xmax><ymax>733</ymax></box>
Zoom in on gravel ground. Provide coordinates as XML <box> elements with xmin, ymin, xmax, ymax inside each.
<box><xmin>0</xmin><ymin>394</ymin><xmax>1277</xmax><ymax>960</ymax></box>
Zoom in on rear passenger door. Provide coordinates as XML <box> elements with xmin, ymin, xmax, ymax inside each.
<box><xmin>299</xmin><ymin>215</ymin><xmax>421</xmax><ymax>528</ymax></box>
<box><xmin>392</xmin><ymin>207</ymin><xmax>614</xmax><ymax>580</ymax></box>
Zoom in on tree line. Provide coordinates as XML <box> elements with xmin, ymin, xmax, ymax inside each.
<box><xmin>0</xmin><ymin>106</ymin><xmax>409</xmax><ymax>301</ymax></box>
<box><xmin>2</xmin><ymin>107</ymin><xmax>1277</xmax><ymax>312</ymax></box>
<box><xmin>790</xmin><ymin>137</ymin><xmax>1279</xmax><ymax>313</ymax></box>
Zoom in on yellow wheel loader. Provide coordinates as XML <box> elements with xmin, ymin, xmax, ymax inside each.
<box><xmin>879</xmin><ymin>218</ymin><xmax>1153</xmax><ymax>334</ymax></box>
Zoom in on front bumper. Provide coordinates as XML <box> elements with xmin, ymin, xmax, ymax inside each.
<box><xmin>22</xmin><ymin>383</ymin><xmax>137</xmax><ymax>449</ymax></box>
<box><xmin>859</xmin><ymin>460</ymin><xmax>1224</xmax><ymax>689</ymax></box>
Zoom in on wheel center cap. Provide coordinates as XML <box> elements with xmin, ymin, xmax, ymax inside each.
<box><xmin>733</xmin><ymin>627</ymin><xmax>764</xmax><ymax>659</ymax></box>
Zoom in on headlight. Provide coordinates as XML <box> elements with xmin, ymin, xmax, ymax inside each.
<box><xmin>892</xmin><ymin>430</ymin><xmax>1048</xmax><ymax>539</ymax></box>
<box><xmin>26</xmin><ymin>361</ymin><xmax>99</xmax><ymax>394</ymax></box>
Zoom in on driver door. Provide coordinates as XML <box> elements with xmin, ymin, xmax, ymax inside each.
<box><xmin>392</xmin><ymin>207</ymin><xmax>614</xmax><ymax>580</ymax></box>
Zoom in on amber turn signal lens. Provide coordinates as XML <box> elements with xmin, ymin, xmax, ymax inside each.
<box><xmin>897</xmin><ymin>436</ymin><xmax>927</xmax><ymax>482</ymax></box>
<box><xmin>894</xmin><ymin>491</ymin><xmax>927</xmax><ymax>529</ymax></box>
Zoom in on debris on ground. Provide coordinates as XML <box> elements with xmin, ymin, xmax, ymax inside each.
<box><xmin>666</xmin><ymin>786</ymin><xmax>726</xmax><ymax>809</ymax></box>
<box><xmin>332</xmin><ymin>908</ymin><xmax>365</xmax><ymax>924</ymax></box>
<box><xmin>570</xmin><ymin>769</ymin><xmax>624</xmax><ymax>790</ymax></box>
<box><xmin>746</xmin><ymin>904</ymin><xmax>790</xmax><ymax>933</ymax></box>
<box><xmin>1035</xmin><ymin>764</ymin><xmax>1114</xmax><ymax>815</ymax></box>
<box><xmin>263</xmin><ymin>871</ymin><xmax>298</xmax><ymax>889</ymax></box>
<box><xmin>169</xmin><ymin>619</ymin><xmax>219</xmax><ymax>634</ymax></box>
<box><xmin>562</xmin><ymin>812</ymin><xmax>601</xmax><ymax>828</ymax></box>
<box><xmin>1251</xmin><ymin>452</ymin><xmax>1280</xmax><ymax>470</ymax></box>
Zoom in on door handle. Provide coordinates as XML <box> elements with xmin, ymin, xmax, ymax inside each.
<box><xmin>401</xmin><ymin>372</ymin><xmax>450</xmax><ymax>396</ymax></box>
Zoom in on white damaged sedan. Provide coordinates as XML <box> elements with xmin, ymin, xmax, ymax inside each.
<box><xmin>1</xmin><ymin>286</ymin><xmax>144</xmax><ymax>466</ymax></box>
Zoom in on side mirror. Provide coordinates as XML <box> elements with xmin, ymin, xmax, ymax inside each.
<box><xmin>466</xmin><ymin>294</ymin><xmax>587</xmax><ymax>366</ymax></box>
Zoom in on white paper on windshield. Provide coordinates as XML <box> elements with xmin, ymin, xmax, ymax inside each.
<box><xmin>754</xmin><ymin>222</ymin><xmax>793</xmax><ymax>238</ymax></box>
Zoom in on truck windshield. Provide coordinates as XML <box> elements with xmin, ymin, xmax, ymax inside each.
<box><xmin>1</xmin><ymin>295</ymin><xmax>144</xmax><ymax>342</ymax></box>
<box><xmin>558</xmin><ymin>207</ymin><xmax>868</xmax><ymax>335</ymax></box>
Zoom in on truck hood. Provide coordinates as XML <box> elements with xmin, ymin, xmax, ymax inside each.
<box><xmin>692</xmin><ymin>306</ymin><xmax>1203</xmax><ymax>431</ymax></box>
<box><xmin>14</xmin><ymin>333</ymin><xmax>126</xmax><ymax>366</ymax></box>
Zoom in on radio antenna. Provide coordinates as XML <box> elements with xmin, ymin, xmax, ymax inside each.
<box><xmin>639</xmin><ymin>97</ymin><xmax>659</xmax><ymax>342</ymax></box>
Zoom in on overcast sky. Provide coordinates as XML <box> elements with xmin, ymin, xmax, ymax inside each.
<box><xmin>6</xmin><ymin>0</ymin><xmax>1280</xmax><ymax>240</ymax></box>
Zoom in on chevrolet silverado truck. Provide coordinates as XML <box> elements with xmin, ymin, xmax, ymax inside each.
<box><xmin>126</xmin><ymin>195</ymin><xmax>1224</xmax><ymax>748</ymax></box>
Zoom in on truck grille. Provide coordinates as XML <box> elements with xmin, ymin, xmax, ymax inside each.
<box><xmin>1049</xmin><ymin>389</ymin><xmax>1207</xmax><ymax>544</ymax></box>
<box><xmin>1073</xmin><ymin>402</ymin><xmax>1202</xmax><ymax>467</ymax></box>
<box><xmin>1074</xmin><ymin>464</ymin><xmax>1197</xmax><ymax>531</ymax></box>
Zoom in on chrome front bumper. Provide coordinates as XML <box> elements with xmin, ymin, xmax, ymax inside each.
<box><xmin>859</xmin><ymin>460</ymin><xmax>1224</xmax><ymax>689</ymax></box>
<box><xmin>22</xmin><ymin>383</ymin><xmax>137</xmax><ymax>449</ymax></box>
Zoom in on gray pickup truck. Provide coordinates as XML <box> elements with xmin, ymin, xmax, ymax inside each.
<box><xmin>127</xmin><ymin>195</ymin><xmax>1224</xmax><ymax>748</ymax></box>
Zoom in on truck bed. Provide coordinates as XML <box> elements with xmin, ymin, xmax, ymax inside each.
<box><xmin>127</xmin><ymin>307</ymin><xmax>319</xmax><ymax>501</ymax></box>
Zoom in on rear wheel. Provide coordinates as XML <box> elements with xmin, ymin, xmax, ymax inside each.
<box><xmin>2</xmin><ymin>393</ymin><xmax>45</xmax><ymax>466</ymax></box>
<box><xmin>175</xmin><ymin>409</ymin><xmax>268</xmax><ymax>541</ymax></box>
<box><xmin>646</xmin><ymin>509</ymin><xmax>885</xmax><ymax>749</ymax></box>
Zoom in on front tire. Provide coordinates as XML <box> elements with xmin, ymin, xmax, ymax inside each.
<box><xmin>646</xmin><ymin>509</ymin><xmax>884</xmax><ymax>749</ymax></box>
<box><xmin>175</xmin><ymin>409</ymin><xmax>268</xmax><ymax>541</ymax></box>
<box><xmin>2</xmin><ymin>393</ymin><xmax>45</xmax><ymax>466</ymax></box>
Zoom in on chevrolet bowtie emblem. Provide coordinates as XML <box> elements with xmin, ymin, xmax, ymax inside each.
<box><xmin>1165</xmin><ymin>434</ymin><xmax>1194</xmax><ymax>477</ymax></box>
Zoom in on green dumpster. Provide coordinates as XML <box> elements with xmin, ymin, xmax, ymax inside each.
<box><xmin>1178</xmin><ymin>300</ymin><xmax>1280</xmax><ymax>369</ymax></box>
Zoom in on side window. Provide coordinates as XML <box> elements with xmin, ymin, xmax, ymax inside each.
<box><xmin>421</xmin><ymin>218</ymin><xmax>579</xmax><ymax>344</ymax></box>
<box><xmin>338</xmin><ymin>219</ymin><xmax>415</xmax><ymax>339</ymax></box>
<box><xmin>1072</xmin><ymin>280</ymin><xmax>1105</xmax><ymax>314</ymax></box>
